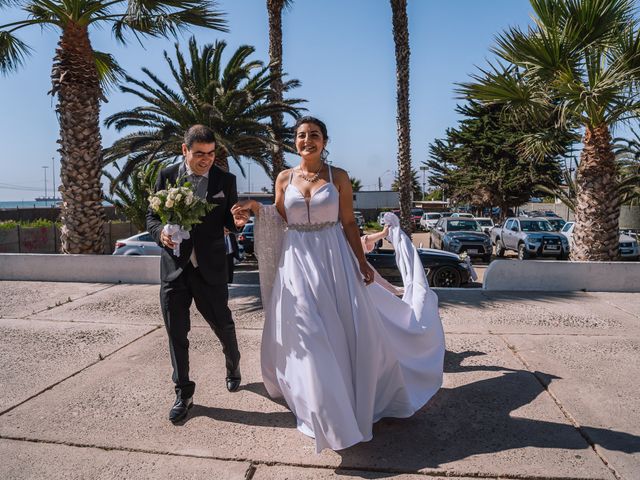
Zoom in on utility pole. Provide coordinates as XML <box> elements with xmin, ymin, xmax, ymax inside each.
<box><xmin>378</xmin><ymin>177</ymin><xmax>382</xmax><ymax>191</ymax></box>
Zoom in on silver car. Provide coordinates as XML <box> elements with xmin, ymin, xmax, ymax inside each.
<box><xmin>561</xmin><ymin>222</ymin><xmax>639</xmax><ymax>260</ymax></box>
<box><xmin>113</xmin><ymin>232</ymin><xmax>163</xmax><ymax>256</ymax></box>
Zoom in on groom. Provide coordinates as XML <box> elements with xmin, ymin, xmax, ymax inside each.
<box><xmin>147</xmin><ymin>125</ymin><xmax>247</xmax><ymax>423</ymax></box>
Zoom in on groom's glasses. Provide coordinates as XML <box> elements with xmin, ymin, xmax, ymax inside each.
<box><xmin>191</xmin><ymin>149</ymin><xmax>215</xmax><ymax>160</ymax></box>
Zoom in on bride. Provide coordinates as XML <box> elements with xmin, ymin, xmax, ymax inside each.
<box><xmin>232</xmin><ymin>116</ymin><xmax>444</xmax><ymax>453</ymax></box>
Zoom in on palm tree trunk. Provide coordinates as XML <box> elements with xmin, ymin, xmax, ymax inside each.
<box><xmin>268</xmin><ymin>0</ymin><xmax>285</xmax><ymax>193</ymax></box>
<box><xmin>390</xmin><ymin>0</ymin><xmax>413</xmax><ymax>237</ymax></box>
<box><xmin>572</xmin><ymin>125</ymin><xmax>620</xmax><ymax>261</ymax></box>
<box><xmin>52</xmin><ymin>22</ymin><xmax>106</xmax><ymax>254</ymax></box>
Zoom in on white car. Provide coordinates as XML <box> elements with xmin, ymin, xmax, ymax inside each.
<box><xmin>113</xmin><ymin>232</ymin><xmax>162</xmax><ymax>256</ymax></box>
<box><xmin>419</xmin><ymin>212</ymin><xmax>442</xmax><ymax>231</ymax></box>
<box><xmin>474</xmin><ymin>217</ymin><xmax>495</xmax><ymax>234</ymax></box>
<box><xmin>561</xmin><ymin>222</ymin><xmax>639</xmax><ymax>260</ymax></box>
<box><xmin>450</xmin><ymin>212</ymin><xmax>474</xmax><ymax>218</ymax></box>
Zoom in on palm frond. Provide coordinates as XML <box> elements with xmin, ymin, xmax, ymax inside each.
<box><xmin>93</xmin><ymin>50</ymin><xmax>125</xmax><ymax>93</ymax></box>
<box><xmin>112</xmin><ymin>0</ymin><xmax>227</xmax><ymax>43</ymax></box>
<box><xmin>0</xmin><ymin>30</ymin><xmax>31</xmax><ymax>73</ymax></box>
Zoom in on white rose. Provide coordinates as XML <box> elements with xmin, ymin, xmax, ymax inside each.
<box><xmin>175</xmin><ymin>193</ymin><xmax>182</xmax><ymax>202</ymax></box>
<box><xmin>185</xmin><ymin>196</ymin><xmax>193</xmax><ymax>206</ymax></box>
<box><xmin>165</xmin><ymin>199</ymin><xmax>174</xmax><ymax>208</ymax></box>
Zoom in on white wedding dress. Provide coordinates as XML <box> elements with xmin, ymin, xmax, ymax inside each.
<box><xmin>254</xmin><ymin>166</ymin><xmax>445</xmax><ymax>453</ymax></box>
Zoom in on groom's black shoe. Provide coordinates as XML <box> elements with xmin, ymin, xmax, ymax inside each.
<box><xmin>169</xmin><ymin>396</ymin><xmax>193</xmax><ymax>423</ymax></box>
<box><xmin>226</xmin><ymin>366</ymin><xmax>241</xmax><ymax>392</ymax></box>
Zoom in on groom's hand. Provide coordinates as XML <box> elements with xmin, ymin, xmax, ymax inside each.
<box><xmin>160</xmin><ymin>230</ymin><xmax>176</xmax><ymax>248</ymax></box>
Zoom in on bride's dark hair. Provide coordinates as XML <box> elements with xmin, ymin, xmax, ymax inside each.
<box><xmin>293</xmin><ymin>116</ymin><xmax>329</xmax><ymax>141</ymax></box>
<box><xmin>294</xmin><ymin>116</ymin><xmax>330</xmax><ymax>160</ymax></box>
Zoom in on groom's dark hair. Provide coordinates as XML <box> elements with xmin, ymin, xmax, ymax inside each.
<box><xmin>184</xmin><ymin>125</ymin><xmax>216</xmax><ymax>149</ymax></box>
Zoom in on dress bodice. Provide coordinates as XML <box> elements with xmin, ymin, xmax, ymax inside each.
<box><xmin>284</xmin><ymin>166</ymin><xmax>339</xmax><ymax>225</ymax></box>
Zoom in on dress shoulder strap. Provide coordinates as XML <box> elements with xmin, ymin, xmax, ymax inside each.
<box><xmin>288</xmin><ymin>168</ymin><xmax>294</xmax><ymax>184</ymax></box>
<box><xmin>328</xmin><ymin>164</ymin><xmax>333</xmax><ymax>183</ymax></box>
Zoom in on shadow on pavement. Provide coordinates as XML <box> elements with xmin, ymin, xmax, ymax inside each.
<box><xmin>174</xmin><ymin>350</ymin><xmax>639</xmax><ymax>477</ymax></box>
<box><xmin>435</xmin><ymin>289</ymin><xmax>585</xmax><ymax>308</ymax></box>
<box><xmin>333</xmin><ymin>349</ymin><xmax>640</xmax><ymax>477</ymax></box>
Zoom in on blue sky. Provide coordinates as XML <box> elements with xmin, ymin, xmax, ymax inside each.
<box><xmin>0</xmin><ymin>0</ymin><xmax>542</xmax><ymax>201</ymax></box>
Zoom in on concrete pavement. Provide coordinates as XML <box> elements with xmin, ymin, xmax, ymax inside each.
<box><xmin>1</xmin><ymin>276</ymin><xmax>639</xmax><ymax>479</ymax></box>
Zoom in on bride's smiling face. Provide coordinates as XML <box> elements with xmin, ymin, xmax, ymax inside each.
<box><xmin>295</xmin><ymin>122</ymin><xmax>326</xmax><ymax>159</ymax></box>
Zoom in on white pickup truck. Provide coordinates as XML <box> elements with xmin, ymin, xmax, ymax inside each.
<box><xmin>491</xmin><ymin>217</ymin><xmax>570</xmax><ymax>260</ymax></box>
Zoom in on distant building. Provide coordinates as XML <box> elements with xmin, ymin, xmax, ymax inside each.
<box><xmin>413</xmin><ymin>200</ymin><xmax>450</xmax><ymax>212</ymax></box>
<box><xmin>352</xmin><ymin>191</ymin><xmax>399</xmax><ymax>220</ymax></box>
<box><xmin>353</xmin><ymin>190</ymin><xmax>399</xmax><ymax>209</ymax></box>
<box><xmin>238</xmin><ymin>192</ymin><xmax>273</xmax><ymax>205</ymax></box>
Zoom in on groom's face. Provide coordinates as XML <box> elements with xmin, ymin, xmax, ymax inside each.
<box><xmin>183</xmin><ymin>142</ymin><xmax>216</xmax><ymax>176</ymax></box>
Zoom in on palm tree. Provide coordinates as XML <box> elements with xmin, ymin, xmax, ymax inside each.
<box><xmin>0</xmin><ymin>1</ymin><xmax>227</xmax><ymax>254</ymax></box>
<box><xmin>614</xmin><ymin>129</ymin><xmax>640</xmax><ymax>206</ymax></box>
<box><xmin>103</xmin><ymin>160</ymin><xmax>167</xmax><ymax>232</ymax></box>
<box><xmin>350</xmin><ymin>177</ymin><xmax>363</xmax><ymax>192</ymax></box>
<box><xmin>459</xmin><ymin>0</ymin><xmax>640</xmax><ymax>261</ymax></box>
<box><xmin>391</xmin><ymin>169</ymin><xmax>421</xmax><ymax>200</ymax></box>
<box><xmin>267</xmin><ymin>0</ymin><xmax>293</xmax><ymax>190</ymax></box>
<box><xmin>103</xmin><ymin>38</ymin><xmax>304</xmax><ymax>185</ymax></box>
<box><xmin>390</xmin><ymin>0</ymin><xmax>413</xmax><ymax>236</ymax></box>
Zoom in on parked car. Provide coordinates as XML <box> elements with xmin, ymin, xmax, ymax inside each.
<box><xmin>366</xmin><ymin>247</ymin><xmax>474</xmax><ymax>288</ymax></box>
<box><xmin>545</xmin><ymin>217</ymin><xmax>566</xmax><ymax>232</ymax></box>
<box><xmin>410</xmin><ymin>208</ymin><xmax>424</xmax><ymax>228</ymax></box>
<box><xmin>429</xmin><ymin>217</ymin><xmax>492</xmax><ymax>262</ymax></box>
<box><xmin>112</xmin><ymin>231</ymin><xmax>245</xmax><ymax>263</ymax></box>
<box><xmin>474</xmin><ymin>217</ymin><xmax>495</xmax><ymax>234</ymax></box>
<box><xmin>238</xmin><ymin>223</ymin><xmax>255</xmax><ymax>255</ymax></box>
<box><xmin>419</xmin><ymin>212</ymin><xmax>442</xmax><ymax>231</ymax></box>
<box><xmin>450</xmin><ymin>212</ymin><xmax>474</xmax><ymax>218</ymax></box>
<box><xmin>113</xmin><ymin>232</ymin><xmax>162</xmax><ymax>256</ymax></box>
<box><xmin>561</xmin><ymin>222</ymin><xmax>639</xmax><ymax>260</ymax></box>
<box><xmin>491</xmin><ymin>217</ymin><xmax>569</xmax><ymax>260</ymax></box>
<box><xmin>353</xmin><ymin>210</ymin><xmax>365</xmax><ymax>234</ymax></box>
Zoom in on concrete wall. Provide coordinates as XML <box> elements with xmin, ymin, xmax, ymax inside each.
<box><xmin>0</xmin><ymin>222</ymin><xmax>137</xmax><ymax>254</ymax></box>
<box><xmin>483</xmin><ymin>259</ymin><xmax>640</xmax><ymax>292</ymax></box>
<box><xmin>0</xmin><ymin>254</ymin><xmax>159</xmax><ymax>284</ymax></box>
<box><xmin>0</xmin><ymin>205</ymin><xmax>124</xmax><ymax>222</ymax></box>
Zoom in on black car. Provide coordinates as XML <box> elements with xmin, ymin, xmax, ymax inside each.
<box><xmin>429</xmin><ymin>217</ymin><xmax>492</xmax><ymax>263</ymax></box>
<box><xmin>365</xmin><ymin>247</ymin><xmax>473</xmax><ymax>288</ymax></box>
<box><xmin>237</xmin><ymin>223</ymin><xmax>254</xmax><ymax>255</ymax></box>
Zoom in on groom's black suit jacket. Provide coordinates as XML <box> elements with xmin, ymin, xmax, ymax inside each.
<box><xmin>146</xmin><ymin>163</ymin><xmax>238</xmax><ymax>285</ymax></box>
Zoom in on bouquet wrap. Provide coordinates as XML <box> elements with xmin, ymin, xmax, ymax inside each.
<box><xmin>162</xmin><ymin>224</ymin><xmax>191</xmax><ymax>257</ymax></box>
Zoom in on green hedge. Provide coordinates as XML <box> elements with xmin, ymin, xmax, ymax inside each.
<box><xmin>0</xmin><ymin>219</ymin><xmax>60</xmax><ymax>229</ymax></box>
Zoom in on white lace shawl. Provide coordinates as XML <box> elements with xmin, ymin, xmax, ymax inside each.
<box><xmin>253</xmin><ymin>204</ymin><xmax>286</xmax><ymax>308</ymax></box>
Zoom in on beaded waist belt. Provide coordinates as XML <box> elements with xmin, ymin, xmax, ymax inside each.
<box><xmin>287</xmin><ymin>220</ymin><xmax>340</xmax><ymax>232</ymax></box>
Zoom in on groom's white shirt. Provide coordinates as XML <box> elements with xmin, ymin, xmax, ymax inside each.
<box><xmin>183</xmin><ymin>162</ymin><xmax>209</xmax><ymax>268</ymax></box>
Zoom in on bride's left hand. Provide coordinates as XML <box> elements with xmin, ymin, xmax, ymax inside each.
<box><xmin>360</xmin><ymin>261</ymin><xmax>375</xmax><ymax>286</ymax></box>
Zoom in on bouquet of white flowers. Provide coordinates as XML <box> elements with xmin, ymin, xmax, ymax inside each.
<box><xmin>148</xmin><ymin>182</ymin><xmax>214</xmax><ymax>256</ymax></box>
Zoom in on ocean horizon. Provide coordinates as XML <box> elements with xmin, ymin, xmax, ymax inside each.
<box><xmin>0</xmin><ymin>200</ymin><xmax>113</xmax><ymax>209</ymax></box>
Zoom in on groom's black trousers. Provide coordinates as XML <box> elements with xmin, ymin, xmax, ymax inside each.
<box><xmin>160</xmin><ymin>262</ymin><xmax>240</xmax><ymax>399</ymax></box>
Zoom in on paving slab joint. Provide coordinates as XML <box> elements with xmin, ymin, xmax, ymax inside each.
<box><xmin>0</xmin><ymin>325</ymin><xmax>162</xmax><ymax>417</ymax></box>
<box><xmin>20</xmin><ymin>283</ymin><xmax>120</xmax><ymax>320</ymax></box>
<box><xmin>497</xmin><ymin>335</ymin><xmax>623</xmax><ymax>480</ymax></box>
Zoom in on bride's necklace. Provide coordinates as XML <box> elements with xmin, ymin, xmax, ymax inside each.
<box><xmin>297</xmin><ymin>161</ymin><xmax>324</xmax><ymax>183</ymax></box>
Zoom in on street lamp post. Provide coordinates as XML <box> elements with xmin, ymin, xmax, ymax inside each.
<box><xmin>419</xmin><ymin>166</ymin><xmax>427</xmax><ymax>201</ymax></box>
<box><xmin>42</xmin><ymin>166</ymin><xmax>48</xmax><ymax>201</ymax></box>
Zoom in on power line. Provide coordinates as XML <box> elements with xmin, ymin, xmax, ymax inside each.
<box><xmin>0</xmin><ymin>183</ymin><xmax>41</xmax><ymax>192</ymax></box>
